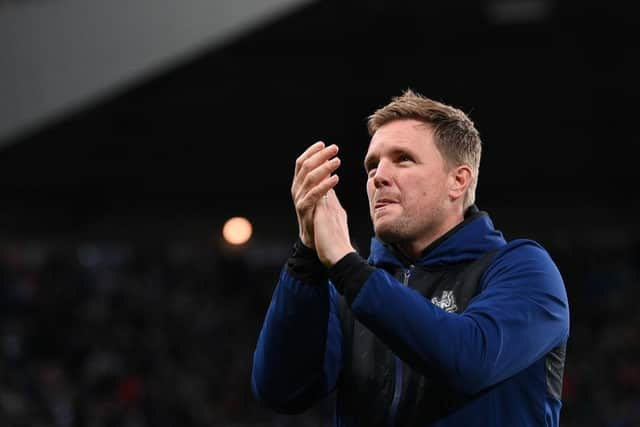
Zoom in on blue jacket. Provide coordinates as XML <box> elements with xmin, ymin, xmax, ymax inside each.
<box><xmin>252</xmin><ymin>210</ymin><xmax>570</xmax><ymax>426</ymax></box>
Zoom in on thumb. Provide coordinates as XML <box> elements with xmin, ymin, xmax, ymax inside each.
<box><xmin>326</xmin><ymin>189</ymin><xmax>343</xmax><ymax>209</ymax></box>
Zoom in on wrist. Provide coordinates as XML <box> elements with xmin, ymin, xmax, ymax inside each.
<box><xmin>322</xmin><ymin>246</ymin><xmax>356</xmax><ymax>268</ymax></box>
<box><xmin>298</xmin><ymin>232</ymin><xmax>315</xmax><ymax>249</ymax></box>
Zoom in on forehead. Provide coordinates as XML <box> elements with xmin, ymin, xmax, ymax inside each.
<box><xmin>366</xmin><ymin>119</ymin><xmax>435</xmax><ymax>156</ymax></box>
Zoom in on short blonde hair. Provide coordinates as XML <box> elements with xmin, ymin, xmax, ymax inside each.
<box><xmin>367</xmin><ymin>89</ymin><xmax>482</xmax><ymax>208</ymax></box>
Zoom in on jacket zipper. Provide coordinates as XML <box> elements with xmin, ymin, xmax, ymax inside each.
<box><xmin>388</xmin><ymin>267</ymin><xmax>413</xmax><ymax>427</ymax></box>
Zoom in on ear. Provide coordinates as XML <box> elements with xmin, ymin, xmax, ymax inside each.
<box><xmin>448</xmin><ymin>165</ymin><xmax>472</xmax><ymax>201</ymax></box>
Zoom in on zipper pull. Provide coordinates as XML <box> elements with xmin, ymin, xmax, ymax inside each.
<box><xmin>402</xmin><ymin>267</ymin><xmax>413</xmax><ymax>286</ymax></box>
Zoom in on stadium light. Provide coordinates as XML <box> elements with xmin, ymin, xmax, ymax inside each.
<box><xmin>222</xmin><ymin>216</ymin><xmax>253</xmax><ymax>245</ymax></box>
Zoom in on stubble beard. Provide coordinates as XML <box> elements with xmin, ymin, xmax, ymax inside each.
<box><xmin>373</xmin><ymin>205</ymin><xmax>444</xmax><ymax>249</ymax></box>
<box><xmin>373</xmin><ymin>213</ymin><xmax>416</xmax><ymax>245</ymax></box>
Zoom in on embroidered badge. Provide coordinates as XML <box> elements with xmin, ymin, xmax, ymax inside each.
<box><xmin>431</xmin><ymin>290</ymin><xmax>458</xmax><ymax>313</ymax></box>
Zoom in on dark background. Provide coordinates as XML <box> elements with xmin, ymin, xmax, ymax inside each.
<box><xmin>1</xmin><ymin>0</ymin><xmax>639</xmax><ymax>426</ymax></box>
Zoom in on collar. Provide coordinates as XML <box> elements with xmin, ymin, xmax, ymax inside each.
<box><xmin>368</xmin><ymin>205</ymin><xmax>506</xmax><ymax>268</ymax></box>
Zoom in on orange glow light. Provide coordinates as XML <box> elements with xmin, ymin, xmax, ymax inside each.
<box><xmin>222</xmin><ymin>216</ymin><xmax>253</xmax><ymax>245</ymax></box>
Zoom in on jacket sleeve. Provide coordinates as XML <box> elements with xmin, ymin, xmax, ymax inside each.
<box><xmin>330</xmin><ymin>240</ymin><xmax>569</xmax><ymax>395</ymax></box>
<box><xmin>251</xmin><ymin>243</ymin><xmax>342</xmax><ymax>413</ymax></box>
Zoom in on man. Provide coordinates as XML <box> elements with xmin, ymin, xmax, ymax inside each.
<box><xmin>251</xmin><ymin>90</ymin><xmax>570</xmax><ymax>426</ymax></box>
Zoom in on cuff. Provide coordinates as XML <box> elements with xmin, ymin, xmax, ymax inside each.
<box><xmin>328</xmin><ymin>252</ymin><xmax>375</xmax><ymax>305</ymax></box>
<box><xmin>286</xmin><ymin>238</ymin><xmax>328</xmax><ymax>286</ymax></box>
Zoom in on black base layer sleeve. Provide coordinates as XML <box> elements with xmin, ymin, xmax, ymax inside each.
<box><xmin>286</xmin><ymin>238</ymin><xmax>328</xmax><ymax>286</ymax></box>
<box><xmin>328</xmin><ymin>252</ymin><xmax>376</xmax><ymax>306</ymax></box>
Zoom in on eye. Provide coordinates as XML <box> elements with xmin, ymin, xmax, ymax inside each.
<box><xmin>367</xmin><ymin>167</ymin><xmax>377</xmax><ymax>178</ymax></box>
<box><xmin>398</xmin><ymin>153</ymin><xmax>413</xmax><ymax>163</ymax></box>
<box><xmin>364</xmin><ymin>159</ymin><xmax>377</xmax><ymax>176</ymax></box>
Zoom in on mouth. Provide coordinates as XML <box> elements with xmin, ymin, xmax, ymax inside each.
<box><xmin>374</xmin><ymin>199</ymin><xmax>398</xmax><ymax>210</ymax></box>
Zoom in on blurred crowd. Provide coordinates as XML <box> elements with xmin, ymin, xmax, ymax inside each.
<box><xmin>0</xmin><ymin>234</ymin><xmax>638</xmax><ymax>426</ymax></box>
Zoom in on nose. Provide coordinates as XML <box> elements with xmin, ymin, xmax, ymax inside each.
<box><xmin>372</xmin><ymin>159</ymin><xmax>392</xmax><ymax>188</ymax></box>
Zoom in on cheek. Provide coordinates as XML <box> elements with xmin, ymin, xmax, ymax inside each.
<box><xmin>403</xmin><ymin>175</ymin><xmax>437</xmax><ymax>205</ymax></box>
<box><xmin>366</xmin><ymin>180</ymin><xmax>375</xmax><ymax>202</ymax></box>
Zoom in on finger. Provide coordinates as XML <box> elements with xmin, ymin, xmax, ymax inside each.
<box><xmin>292</xmin><ymin>144</ymin><xmax>339</xmax><ymax>196</ymax></box>
<box><xmin>296</xmin><ymin>156</ymin><xmax>341</xmax><ymax>201</ymax></box>
<box><xmin>298</xmin><ymin>174</ymin><xmax>339</xmax><ymax>210</ymax></box>
<box><xmin>325</xmin><ymin>189</ymin><xmax>335</xmax><ymax>204</ymax></box>
<box><xmin>294</xmin><ymin>141</ymin><xmax>325</xmax><ymax>176</ymax></box>
<box><xmin>322</xmin><ymin>189</ymin><xmax>341</xmax><ymax>214</ymax></box>
<box><xmin>295</xmin><ymin>144</ymin><xmax>339</xmax><ymax>181</ymax></box>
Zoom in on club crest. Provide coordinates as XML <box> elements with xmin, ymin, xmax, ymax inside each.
<box><xmin>431</xmin><ymin>290</ymin><xmax>458</xmax><ymax>313</ymax></box>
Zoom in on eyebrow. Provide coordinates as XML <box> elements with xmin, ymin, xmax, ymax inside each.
<box><xmin>364</xmin><ymin>147</ymin><xmax>415</xmax><ymax>170</ymax></box>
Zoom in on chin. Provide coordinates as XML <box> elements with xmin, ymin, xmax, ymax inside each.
<box><xmin>373</xmin><ymin>222</ymin><xmax>402</xmax><ymax>244</ymax></box>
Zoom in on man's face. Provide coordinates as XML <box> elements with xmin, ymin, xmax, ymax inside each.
<box><xmin>365</xmin><ymin>119</ymin><xmax>451</xmax><ymax>246</ymax></box>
